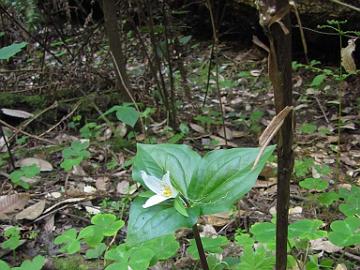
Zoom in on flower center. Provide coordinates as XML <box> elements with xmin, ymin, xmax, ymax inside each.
<box><xmin>162</xmin><ymin>185</ymin><xmax>173</xmax><ymax>197</ymax></box>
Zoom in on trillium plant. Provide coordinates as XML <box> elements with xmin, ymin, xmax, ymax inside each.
<box><xmin>128</xmin><ymin>143</ymin><xmax>275</xmax><ymax>269</ymax></box>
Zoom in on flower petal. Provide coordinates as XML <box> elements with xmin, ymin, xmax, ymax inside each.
<box><xmin>141</xmin><ymin>171</ymin><xmax>163</xmax><ymax>194</ymax></box>
<box><xmin>162</xmin><ymin>171</ymin><xmax>178</xmax><ymax>198</ymax></box>
<box><xmin>142</xmin><ymin>194</ymin><xmax>170</xmax><ymax>208</ymax></box>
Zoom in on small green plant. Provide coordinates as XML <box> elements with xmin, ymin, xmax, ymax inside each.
<box><xmin>80</xmin><ymin>122</ymin><xmax>102</xmax><ymax>139</ymax></box>
<box><xmin>299</xmin><ymin>122</ymin><xmax>317</xmax><ymax>135</ymax></box>
<box><xmin>0</xmin><ymin>255</ymin><xmax>45</xmax><ymax>270</ymax></box>
<box><xmin>60</xmin><ymin>140</ymin><xmax>90</xmax><ymax>171</ymax></box>
<box><xmin>103</xmin><ymin>104</ymin><xmax>140</xmax><ymax>128</ymax></box>
<box><xmin>9</xmin><ymin>164</ymin><xmax>40</xmax><ymax>189</ymax></box>
<box><xmin>1</xmin><ymin>226</ymin><xmax>21</xmax><ymax>251</ymax></box>
<box><xmin>54</xmin><ymin>213</ymin><xmax>124</xmax><ymax>257</ymax></box>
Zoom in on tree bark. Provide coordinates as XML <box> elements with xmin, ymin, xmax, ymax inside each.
<box><xmin>258</xmin><ymin>0</ymin><xmax>294</xmax><ymax>269</ymax></box>
<box><xmin>102</xmin><ymin>0</ymin><xmax>131</xmax><ymax>101</ymax></box>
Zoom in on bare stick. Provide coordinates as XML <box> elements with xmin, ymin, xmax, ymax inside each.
<box><xmin>0</xmin><ymin>119</ymin><xmax>54</xmax><ymax>144</ymax></box>
<box><xmin>38</xmin><ymin>101</ymin><xmax>81</xmax><ymax>137</ymax></box>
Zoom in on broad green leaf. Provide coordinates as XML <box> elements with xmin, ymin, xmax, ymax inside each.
<box><xmin>139</xmin><ymin>234</ymin><xmax>179</xmax><ymax>262</ymax></box>
<box><xmin>187</xmin><ymin>236</ymin><xmax>229</xmax><ymax>259</ymax></box>
<box><xmin>235</xmin><ymin>233</ymin><xmax>255</xmax><ymax>250</ymax></box>
<box><xmin>85</xmin><ymin>243</ymin><xmax>106</xmax><ymax>259</ymax></box>
<box><xmin>105</xmin><ymin>244</ymin><xmax>129</xmax><ymax>262</ymax></box>
<box><xmin>13</xmin><ymin>255</ymin><xmax>45</xmax><ymax>270</ymax></box>
<box><xmin>128</xmin><ymin>247</ymin><xmax>154</xmax><ymax>270</ymax></box>
<box><xmin>328</xmin><ymin>217</ymin><xmax>360</xmax><ymax>247</ymax></box>
<box><xmin>115</xmin><ymin>106</ymin><xmax>139</xmax><ymax>127</ymax></box>
<box><xmin>127</xmin><ymin>197</ymin><xmax>198</xmax><ymax>245</ymax></box>
<box><xmin>1</xmin><ymin>226</ymin><xmax>21</xmax><ymax>250</ymax></box>
<box><xmin>91</xmin><ymin>213</ymin><xmax>125</xmax><ymax>236</ymax></box>
<box><xmin>311</xmin><ymin>74</ymin><xmax>326</xmax><ymax>87</ymax></box>
<box><xmin>78</xmin><ymin>226</ymin><xmax>103</xmax><ymax>246</ymax></box>
<box><xmin>299</xmin><ymin>178</ymin><xmax>328</xmax><ymax>191</ymax></box>
<box><xmin>318</xmin><ymin>191</ymin><xmax>339</xmax><ymax>206</ymax></box>
<box><xmin>132</xmin><ymin>144</ymin><xmax>201</xmax><ymax>196</ymax></box>
<box><xmin>339</xmin><ymin>189</ymin><xmax>360</xmax><ymax>217</ymax></box>
<box><xmin>300</xmin><ymin>123</ymin><xmax>317</xmax><ymax>134</ymax></box>
<box><xmin>288</xmin><ymin>219</ymin><xmax>327</xmax><ymax>240</ymax></box>
<box><xmin>250</xmin><ymin>222</ymin><xmax>275</xmax><ymax>244</ymax></box>
<box><xmin>0</xmin><ymin>260</ymin><xmax>10</xmax><ymax>270</ymax></box>
<box><xmin>188</xmin><ymin>145</ymin><xmax>275</xmax><ymax>214</ymax></box>
<box><xmin>0</xmin><ymin>42</ymin><xmax>27</xmax><ymax>60</ymax></box>
<box><xmin>238</xmin><ymin>247</ymin><xmax>275</xmax><ymax>270</ymax></box>
<box><xmin>54</xmin><ymin>228</ymin><xmax>80</xmax><ymax>254</ymax></box>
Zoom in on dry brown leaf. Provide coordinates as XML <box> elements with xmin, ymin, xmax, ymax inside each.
<box><xmin>117</xmin><ymin>181</ymin><xmax>130</xmax><ymax>194</ymax></box>
<box><xmin>1</xmin><ymin>108</ymin><xmax>33</xmax><ymax>119</ymax></box>
<box><xmin>15</xmin><ymin>200</ymin><xmax>46</xmax><ymax>220</ymax></box>
<box><xmin>189</xmin><ymin>123</ymin><xmax>206</xmax><ymax>134</ymax></box>
<box><xmin>17</xmin><ymin>157</ymin><xmax>53</xmax><ymax>172</ymax></box>
<box><xmin>341</xmin><ymin>38</ymin><xmax>357</xmax><ymax>73</ymax></box>
<box><xmin>253</xmin><ymin>106</ymin><xmax>293</xmax><ymax>169</ymax></box>
<box><xmin>310</xmin><ymin>238</ymin><xmax>342</xmax><ymax>253</ymax></box>
<box><xmin>0</xmin><ymin>193</ymin><xmax>30</xmax><ymax>216</ymax></box>
<box><xmin>203</xmin><ymin>212</ymin><xmax>231</xmax><ymax>227</ymax></box>
<box><xmin>209</xmin><ymin>135</ymin><xmax>237</xmax><ymax>147</ymax></box>
<box><xmin>217</xmin><ymin>127</ymin><xmax>234</xmax><ymax>140</ymax></box>
<box><xmin>96</xmin><ymin>177</ymin><xmax>110</xmax><ymax>191</ymax></box>
<box><xmin>44</xmin><ymin>215</ymin><xmax>55</xmax><ymax>232</ymax></box>
<box><xmin>335</xmin><ymin>264</ymin><xmax>347</xmax><ymax>270</ymax></box>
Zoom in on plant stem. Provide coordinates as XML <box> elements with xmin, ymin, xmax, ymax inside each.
<box><xmin>192</xmin><ymin>224</ymin><xmax>209</xmax><ymax>270</ymax></box>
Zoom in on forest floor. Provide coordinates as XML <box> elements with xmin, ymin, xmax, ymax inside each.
<box><xmin>1</xmin><ymin>24</ymin><xmax>360</xmax><ymax>270</ymax></box>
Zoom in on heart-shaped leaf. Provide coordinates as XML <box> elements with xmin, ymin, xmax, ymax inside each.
<box><xmin>328</xmin><ymin>217</ymin><xmax>360</xmax><ymax>247</ymax></box>
<box><xmin>288</xmin><ymin>219</ymin><xmax>327</xmax><ymax>240</ymax></box>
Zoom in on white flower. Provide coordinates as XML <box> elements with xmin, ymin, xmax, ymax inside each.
<box><xmin>141</xmin><ymin>170</ymin><xmax>178</xmax><ymax>208</ymax></box>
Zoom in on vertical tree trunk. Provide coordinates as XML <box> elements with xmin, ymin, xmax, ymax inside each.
<box><xmin>258</xmin><ymin>0</ymin><xmax>294</xmax><ymax>269</ymax></box>
<box><xmin>102</xmin><ymin>0</ymin><xmax>131</xmax><ymax>101</ymax></box>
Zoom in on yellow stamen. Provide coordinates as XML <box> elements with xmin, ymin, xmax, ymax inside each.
<box><xmin>162</xmin><ymin>185</ymin><xmax>172</xmax><ymax>197</ymax></box>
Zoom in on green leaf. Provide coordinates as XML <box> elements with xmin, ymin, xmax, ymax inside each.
<box><xmin>128</xmin><ymin>247</ymin><xmax>154</xmax><ymax>270</ymax></box>
<box><xmin>235</xmin><ymin>233</ymin><xmax>255</xmax><ymax>250</ymax></box>
<box><xmin>288</xmin><ymin>219</ymin><xmax>327</xmax><ymax>240</ymax></box>
<box><xmin>105</xmin><ymin>244</ymin><xmax>129</xmax><ymax>262</ymax></box>
<box><xmin>132</xmin><ymin>143</ymin><xmax>201</xmax><ymax>196</ymax></box>
<box><xmin>115</xmin><ymin>106</ymin><xmax>139</xmax><ymax>127</ymax></box>
<box><xmin>174</xmin><ymin>197</ymin><xmax>189</xmax><ymax>217</ymax></box>
<box><xmin>188</xmin><ymin>145</ymin><xmax>275</xmax><ymax>214</ymax></box>
<box><xmin>1</xmin><ymin>226</ymin><xmax>21</xmax><ymax>250</ymax></box>
<box><xmin>0</xmin><ymin>42</ymin><xmax>27</xmax><ymax>60</ymax></box>
<box><xmin>179</xmin><ymin>35</ymin><xmax>192</xmax><ymax>45</ymax></box>
<box><xmin>139</xmin><ymin>234</ymin><xmax>179</xmax><ymax>261</ymax></box>
<box><xmin>318</xmin><ymin>191</ymin><xmax>339</xmax><ymax>206</ymax></box>
<box><xmin>0</xmin><ymin>260</ymin><xmax>10</xmax><ymax>270</ymax></box>
<box><xmin>187</xmin><ymin>236</ymin><xmax>229</xmax><ymax>260</ymax></box>
<box><xmin>299</xmin><ymin>178</ymin><xmax>328</xmax><ymax>191</ymax></box>
<box><xmin>54</xmin><ymin>228</ymin><xmax>80</xmax><ymax>254</ymax></box>
<box><xmin>13</xmin><ymin>255</ymin><xmax>45</xmax><ymax>270</ymax></box>
<box><xmin>238</xmin><ymin>246</ymin><xmax>275</xmax><ymax>270</ymax></box>
<box><xmin>299</xmin><ymin>122</ymin><xmax>317</xmax><ymax>134</ymax></box>
<box><xmin>328</xmin><ymin>217</ymin><xmax>360</xmax><ymax>247</ymax></box>
<box><xmin>91</xmin><ymin>213</ymin><xmax>125</xmax><ymax>236</ymax></box>
<box><xmin>127</xmin><ymin>197</ymin><xmax>198</xmax><ymax>245</ymax></box>
<box><xmin>85</xmin><ymin>243</ymin><xmax>107</xmax><ymax>259</ymax></box>
<box><xmin>250</xmin><ymin>222</ymin><xmax>276</xmax><ymax>244</ymax></box>
<box><xmin>339</xmin><ymin>189</ymin><xmax>360</xmax><ymax>217</ymax></box>
<box><xmin>311</xmin><ymin>74</ymin><xmax>326</xmax><ymax>87</ymax></box>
